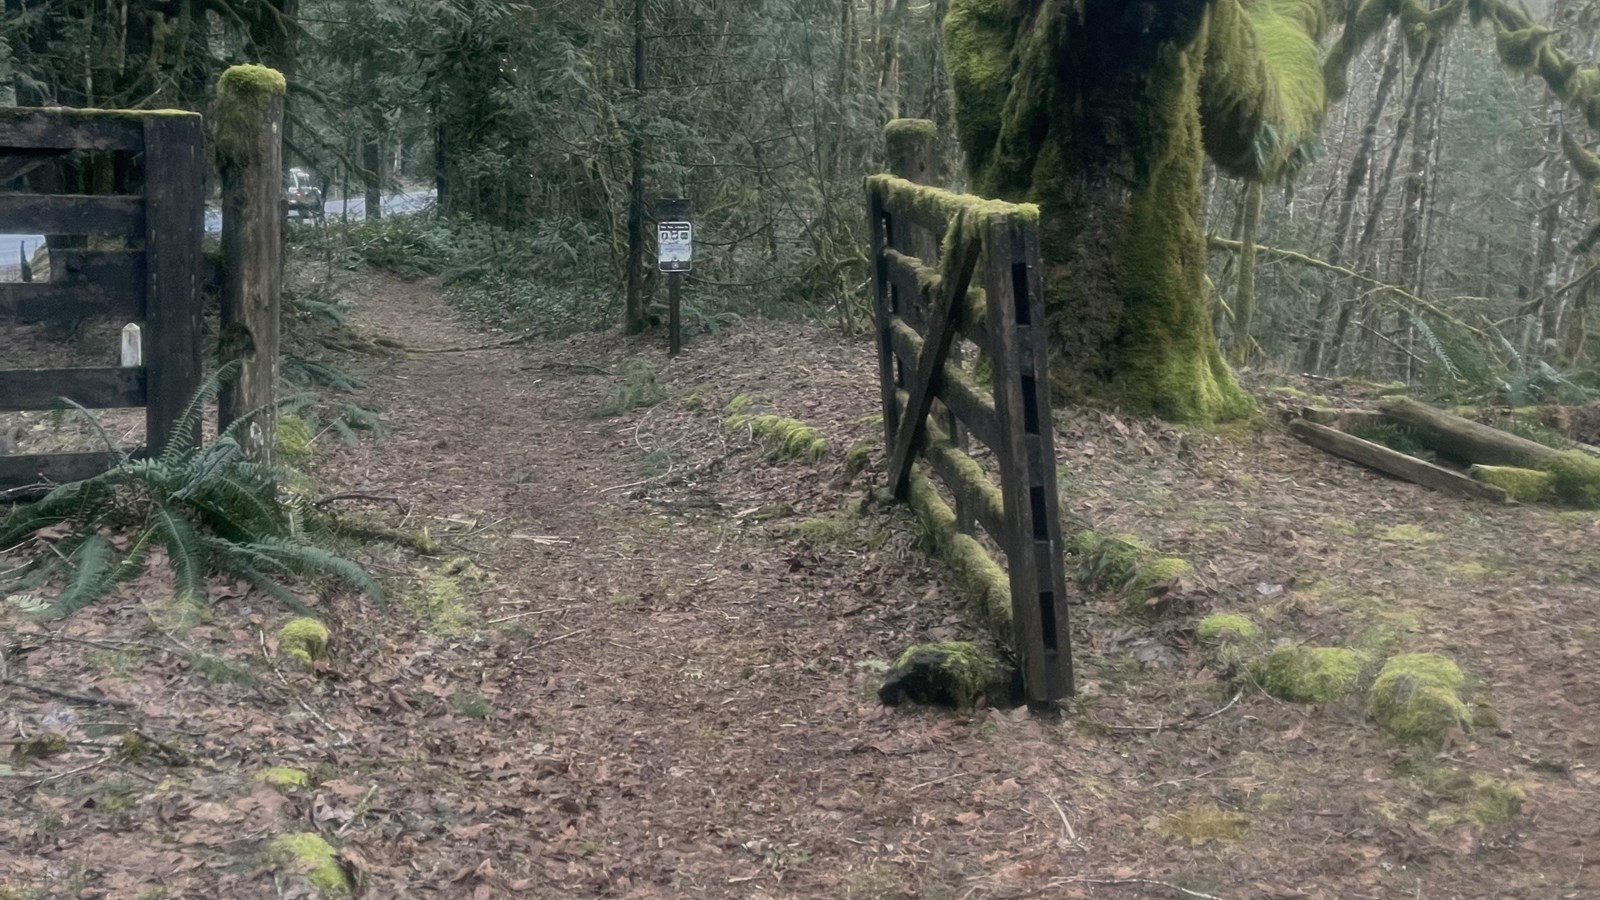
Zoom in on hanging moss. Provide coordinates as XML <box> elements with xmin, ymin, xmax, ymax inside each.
<box><xmin>215</xmin><ymin>64</ymin><xmax>286</xmax><ymax>169</ymax></box>
<box><xmin>1494</xmin><ymin>25</ymin><xmax>1554</xmax><ymax>72</ymax></box>
<box><xmin>1368</xmin><ymin>653</ymin><xmax>1472</xmax><ymax>742</ymax></box>
<box><xmin>943</xmin><ymin>0</ymin><xmax>1021</xmax><ymax>180</ymax></box>
<box><xmin>1251</xmin><ymin>644</ymin><xmax>1366</xmax><ymax>703</ymax></box>
<box><xmin>1202</xmin><ymin>0</ymin><xmax>1332</xmax><ymax>181</ymax></box>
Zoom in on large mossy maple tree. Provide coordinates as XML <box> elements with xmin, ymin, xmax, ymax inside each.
<box><xmin>941</xmin><ymin>0</ymin><xmax>1555</xmax><ymax>423</ymax></box>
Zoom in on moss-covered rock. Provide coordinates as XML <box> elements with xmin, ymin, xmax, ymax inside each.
<box><xmin>1196</xmin><ymin>613</ymin><xmax>1259</xmax><ymax>642</ymax></box>
<box><xmin>1127</xmin><ymin>557</ymin><xmax>1195</xmax><ymax>607</ymax></box>
<box><xmin>1470</xmin><ymin>465</ymin><xmax>1555</xmax><ymax>503</ymax></box>
<box><xmin>1368</xmin><ymin>653</ymin><xmax>1472</xmax><ymax>742</ymax></box>
<box><xmin>1250</xmin><ymin>644</ymin><xmax>1365</xmax><ymax>703</ymax></box>
<box><xmin>878</xmin><ymin>641</ymin><xmax>1015</xmax><ymax>710</ymax></box>
<box><xmin>267</xmin><ymin>832</ymin><xmax>351</xmax><ymax>897</ymax></box>
<box><xmin>254</xmin><ymin>767</ymin><xmax>310</xmax><ymax>789</ymax></box>
<box><xmin>278</xmin><ymin>618</ymin><xmax>330</xmax><ymax>669</ymax></box>
<box><xmin>1541</xmin><ymin>450</ymin><xmax>1600</xmax><ymax>509</ymax></box>
<box><xmin>842</xmin><ymin>441</ymin><xmax>874</xmax><ymax>481</ymax></box>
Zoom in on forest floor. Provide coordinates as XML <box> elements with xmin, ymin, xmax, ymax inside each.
<box><xmin>3</xmin><ymin>271</ymin><xmax>1600</xmax><ymax>899</ymax></box>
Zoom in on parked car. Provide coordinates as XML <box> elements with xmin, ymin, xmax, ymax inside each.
<box><xmin>284</xmin><ymin>167</ymin><xmax>324</xmax><ymax>223</ymax></box>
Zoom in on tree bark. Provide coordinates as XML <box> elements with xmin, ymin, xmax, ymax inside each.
<box><xmin>1230</xmin><ymin>180</ymin><xmax>1262</xmax><ymax>367</ymax></box>
<box><xmin>946</xmin><ymin>0</ymin><xmax>1249</xmax><ymax>422</ymax></box>
<box><xmin>623</xmin><ymin>0</ymin><xmax>650</xmax><ymax>334</ymax></box>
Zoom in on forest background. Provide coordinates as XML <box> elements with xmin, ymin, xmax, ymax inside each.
<box><xmin>2</xmin><ymin>0</ymin><xmax>1598</xmax><ymax>408</ymax></box>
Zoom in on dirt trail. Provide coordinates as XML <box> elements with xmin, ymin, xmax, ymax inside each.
<box><xmin>5</xmin><ymin>274</ymin><xmax>1599</xmax><ymax>898</ymax></box>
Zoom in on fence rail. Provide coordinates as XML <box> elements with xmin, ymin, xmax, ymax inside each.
<box><xmin>0</xmin><ymin>107</ymin><xmax>204</xmax><ymax>491</ymax></box>
<box><xmin>867</xmin><ymin>145</ymin><xmax>1073</xmax><ymax>705</ymax></box>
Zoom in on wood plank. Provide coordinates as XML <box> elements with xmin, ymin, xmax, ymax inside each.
<box><xmin>0</xmin><ymin>109</ymin><xmax>148</xmax><ymax>151</ymax></box>
<box><xmin>0</xmin><ymin>367</ymin><xmax>147</xmax><ymax>412</ymax></box>
<box><xmin>0</xmin><ymin>281</ymin><xmax>144</xmax><ymax>322</ymax></box>
<box><xmin>982</xmin><ymin>213</ymin><xmax>1072</xmax><ymax>705</ymax></box>
<box><xmin>884</xmin><ymin>248</ymin><xmax>992</xmax><ymax>352</ymax></box>
<box><xmin>894</xmin><ymin>389</ymin><xmax>1007</xmax><ymax>541</ymax></box>
<box><xmin>0</xmin><ymin>194</ymin><xmax>144</xmax><ymax>239</ymax></box>
<box><xmin>0</xmin><ymin>251</ymin><xmax>146</xmax><ymax>322</ymax></box>
<box><xmin>1289</xmin><ymin>418</ymin><xmax>1508</xmax><ymax>502</ymax></box>
<box><xmin>886</xmin><ymin>210</ymin><xmax>982</xmax><ymax>500</ymax></box>
<box><xmin>142</xmin><ymin>116</ymin><xmax>205</xmax><ymax>455</ymax></box>
<box><xmin>869</xmin><ymin>184</ymin><xmax>901</xmax><ymax>452</ymax></box>
<box><xmin>888</xmin><ymin>317</ymin><xmax>1000</xmax><ymax>450</ymax></box>
<box><xmin>0</xmin><ymin>451</ymin><xmax>125</xmax><ymax>491</ymax></box>
<box><xmin>0</xmin><ymin>148</ymin><xmax>70</xmax><ymax>186</ymax></box>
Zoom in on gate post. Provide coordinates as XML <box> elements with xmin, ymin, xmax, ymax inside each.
<box><xmin>216</xmin><ymin>64</ymin><xmax>286</xmax><ymax>463</ymax></box>
<box><xmin>143</xmin><ymin>114</ymin><xmax>205</xmax><ymax>455</ymax></box>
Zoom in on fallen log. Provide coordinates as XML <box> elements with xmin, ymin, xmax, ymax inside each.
<box><xmin>1289</xmin><ymin>419</ymin><xmax>1508</xmax><ymax>503</ymax></box>
<box><xmin>1377</xmin><ymin>398</ymin><xmax>1558</xmax><ymax>469</ymax></box>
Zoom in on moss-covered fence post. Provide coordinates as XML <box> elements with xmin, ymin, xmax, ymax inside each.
<box><xmin>216</xmin><ymin>64</ymin><xmax>286</xmax><ymax>463</ymax></box>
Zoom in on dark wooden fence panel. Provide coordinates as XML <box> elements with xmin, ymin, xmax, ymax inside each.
<box><xmin>0</xmin><ymin>108</ymin><xmax>204</xmax><ymax>490</ymax></box>
<box><xmin>867</xmin><ymin>160</ymin><xmax>1074</xmax><ymax>706</ymax></box>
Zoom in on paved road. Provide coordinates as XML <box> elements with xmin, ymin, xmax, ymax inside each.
<box><xmin>2</xmin><ymin>189</ymin><xmax>435</xmax><ymax>276</ymax></box>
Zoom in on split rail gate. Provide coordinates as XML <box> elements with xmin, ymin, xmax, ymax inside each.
<box><xmin>867</xmin><ymin>166</ymin><xmax>1073</xmax><ymax>706</ymax></box>
<box><xmin>0</xmin><ymin>108</ymin><xmax>204</xmax><ymax>490</ymax></box>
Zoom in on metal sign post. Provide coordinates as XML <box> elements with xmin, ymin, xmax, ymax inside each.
<box><xmin>656</xmin><ymin>197</ymin><xmax>692</xmax><ymax>356</ymax></box>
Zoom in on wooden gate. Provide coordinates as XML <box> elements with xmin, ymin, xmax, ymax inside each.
<box><xmin>0</xmin><ymin>108</ymin><xmax>204</xmax><ymax>490</ymax></box>
<box><xmin>868</xmin><ymin>172</ymin><xmax>1073</xmax><ymax>705</ymax></box>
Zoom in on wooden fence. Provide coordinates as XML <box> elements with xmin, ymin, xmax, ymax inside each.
<box><xmin>868</xmin><ymin>125</ymin><xmax>1073</xmax><ymax>705</ymax></box>
<box><xmin>0</xmin><ymin>108</ymin><xmax>204</xmax><ymax>490</ymax></box>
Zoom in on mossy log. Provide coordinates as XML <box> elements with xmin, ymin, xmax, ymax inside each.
<box><xmin>1289</xmin><ymin>419</ymin><xmax>1508</xmax><ymax>503</ymax></box>
<box><xmin>1378</xmin><ymin>397</ymin><xmax>1558</xmax><ymax>469</ymax></box>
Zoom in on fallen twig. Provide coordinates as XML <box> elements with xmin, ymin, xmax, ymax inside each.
<box><xmin>2</xmin><ymin>678</ymin><xmax>135</xmax><ymax>709</ymax></box>
<box><xmin>1050</xmin><ymin>877</ymin><xmax>1227</xmax><ymax>900</ymax></box>
<box><xmin>1090</xmin><ymin>690</ymin><xmax>1243</xmax><ymax>734</ymax></box>
<box><xmin>314</xmin><ymin>492</ymin><xmax>404</xmax><ymax>509</ymax></box>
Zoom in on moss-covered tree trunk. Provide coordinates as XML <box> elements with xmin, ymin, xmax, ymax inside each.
<box><xmin>947</xmin><ymin>0</ymin><xmax>1252</xmax><ymax>422</ymax></box>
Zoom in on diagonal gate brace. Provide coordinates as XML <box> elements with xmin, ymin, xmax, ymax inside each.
<box><xmin>885</xmin><ymin>210</ymin><xmax>983</xmax><ymax>501</ymax></box>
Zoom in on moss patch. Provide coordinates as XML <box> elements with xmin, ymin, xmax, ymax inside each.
<box><xmin>1158</xmin><ymin>804</ymin><xmax>1251</xmax><ymax>845</ymax></box>
<box><xmin>1197</xmin><ymin>613</ymin><xmax>1259</xmax><ymax>641</ymax></box>
<box><xmin>278</xmin><ymin>618</ymin><xmax>330</xmax><ymax>669</ymax></box>
<box><xmin>1250</xmin><ymin>644</ymin><xmax>1365</xmax><ymax>703</ymax></box>
<box><xmin>1424</xmin><ymin>770</ymin><xmax>1525</xmax><ymax>829</ymax></box>
<box><xmin>1540</xmin><ymin>450</ymin><xmax>1600</xmax><ymax>509</ymax></box>
<box><xmin>267</xmin><ymin>832</ymin><xmax>351</xmax><ymax>897</ymax></box>
<box><xmin>1368</xmin><ymin>653</ymin><xmax>1472</xmax><ymax>742</ymax></box>
<box><xmin>878</xmin><ymin>641</ymin><xmax>1012</xmax><ymax>710</ymax></box>
<box><xmin>779</xmin><ymin>516</ymin><xmax>855</xmax><ymax>544</ymax></box>
<box><xmin>1470</xmin><ymin>465</ymin><xmax>1554</xmax><ymax>503</ymax></box>
<box><xmin>216</xmin><ymin>65</ymin><xmax>287</xmax><ymax>167</ymax></box>
<box><xmin>1379</xmin><ymin>524</ymin><xmax>1441</xmax><ymax>543</ymax></box>
<box><xmin>907</xmin><ymin>469</ymin><xmax>1012</xmax><ymax>642</ymax></box>
<box><xmin>723</xmin><ymin>397</ymin><xmax>827</xmax><ymax>462</ymax></box>
<box><xmin>253</xmin><ymin>767</ymin><xmax>310</xmax><ymax>789</ymax></box>
<box><xmin>407</xmin><ymin>561</ymin><xmax>478</xmax><ymax>636</ymax></box>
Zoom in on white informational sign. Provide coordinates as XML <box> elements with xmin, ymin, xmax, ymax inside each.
<box><xmin>658</xmin><ymin>221</ymin><xmax>693</xmax><ymax>273</ymax></box>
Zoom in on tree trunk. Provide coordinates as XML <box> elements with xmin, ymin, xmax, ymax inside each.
<box><xmin>1230</xmin><ymin>180</ymin><xmax>1263</xmax><ymax>367</ymax></box>
<box><xmin>360</xmin><ymin>55</ymin><xmax>383</xmax><ymax>221</ymax></box>
<box><xmin>1378</xmin><ymin>397</ymin><xmax>1560</xmax><ymax>469</ymax></box>
<box><xmin>623</xmin><ymin>0</ymin><xmax>650</xmax><ymax>335</ymax></box>
<box><xmin>945</xmin><ymin>0</ymin><xmax>1249</xmax><ymax>422</ymax></box>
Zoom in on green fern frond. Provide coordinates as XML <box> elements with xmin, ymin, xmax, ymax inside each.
<box><xmin>152</xmin><ymin>506</ymin><xmax>206</xmax><ymax>604</ymax></box>
<box><xmin>1412</xmin><ymin>316</ymin><xmax>1462</xmax><ymax>381</ymax></box>
<box><xmin>46</xmin><ymin>534</ymin><xmax>115</xmax><ymax>618</ymax></box>
<box><xmin>160</xmin><ymin>360</ymin><xmax>242</xmax><ymax>464</ymax></box>
<box><xmin>240</xmin><ymin>537</ymin><xmax>385</xmax><ymax>605</ymax></box>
